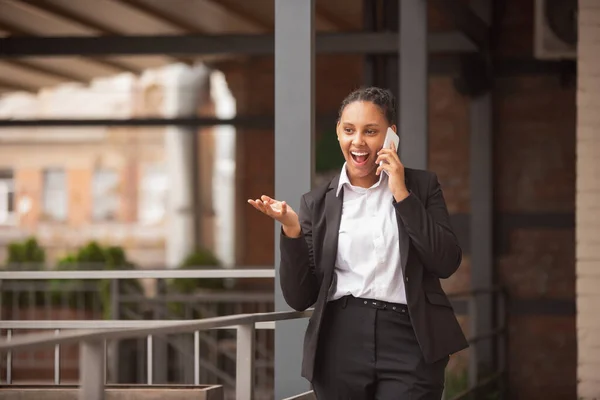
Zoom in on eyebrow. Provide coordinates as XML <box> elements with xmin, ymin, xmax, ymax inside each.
<box><xmin>342</xmin><ymin>122</ymin><xmax>380</xmax><ymax>127</ymax></box>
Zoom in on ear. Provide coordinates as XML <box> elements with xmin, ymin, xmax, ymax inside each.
<box><xmin>390</xmin><ymin>124</ymin><xmax>398</xmax><ymax>133</ymax></box>
<box><xmin>336</xmin><ymin>119</ymin><xmax>342</xmax><ymax>140</ymax></box>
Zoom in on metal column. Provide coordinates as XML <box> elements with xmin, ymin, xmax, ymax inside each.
<box><xmin>469</xmin><ymin>90</ymin><xmax>494</xmax><ymax>380</ymax></box>
<box><xmin>399</xmin><ymin>0</ymin><xmax>428</xmax><ymax>169</ymax></box>
<box><xmin>274</xmin><ymin>0</ymin><xmax>315</xmax><ymax>398</ymax></box>
<box><xmin>469</xmin><ymin>0</ymin><xmax>494</xmax><ymax>383</ymax></box>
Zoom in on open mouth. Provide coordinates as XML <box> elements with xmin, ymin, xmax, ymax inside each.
<box><xmin>351</xmin><ymin>151</ymin><xmax>370</xmax><ymax>166</ymax></box>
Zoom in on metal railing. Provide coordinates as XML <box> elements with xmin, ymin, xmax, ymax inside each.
<box><xmin>0</xmin><ymin>268</ymin><xmax>277</xmax><ymax>399</ymax></box>
<box><xmin>0</xmin><ymin>309</ymin><xmax>313</xmax><ymax>400</ymax></box>
<box><xmin>0</xmin><ymin>319</ymin><xmax>277</xmax><ymax>385</ymax></box>
<box><xmin>0</xmin><ymin>268</ymin><xmax>275</xmax><ymax>280</ymax></box>
<box><xmin>0</xmin><ymin>272</ymin><xmax>275</xmax><ymax>391</ymax></box>
<box><xmin>0</xmin><ymin>269</ymin><xmax>507</xmax><ymax>400</ymax></box>
<box><xmin>445</xmin><ymin>287</ymin><xmax>508</xmax><ymax>400</ymax></box>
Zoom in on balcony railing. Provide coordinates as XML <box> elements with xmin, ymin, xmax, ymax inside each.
<box><xmin>0</xmin><ymin>307</ymin><xmax>312</xmax><ymax>400</ymax></box>
<box><xmin>0</xmin><ymin>269</ymin><xmax>507</xmax><ymax>400</ymax></box>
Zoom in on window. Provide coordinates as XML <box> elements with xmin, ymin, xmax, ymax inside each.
<box><xmin>0</xmin><ymin>170</ymin><xmax>15</xmax><ymax>225</ymax></box>
<box><xmin>138</xmin><ymin>164</ymin><xmax>167</xmax><ymax>225</ymax></box>
<box><xmin>42</xmin><ymin>169</ymin><xmax>67</xmax><ymax>221</ymax></box>
<box><xmin>92</xmin><ymin>169</ymin><xmax>119</xmax><ymax>221</ymax></box>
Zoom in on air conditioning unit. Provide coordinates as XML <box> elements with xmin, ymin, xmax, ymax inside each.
<box><xmin>534</xmin><ymin>0</ymin><xmax>577</xmax><ymax>60</ymax></box>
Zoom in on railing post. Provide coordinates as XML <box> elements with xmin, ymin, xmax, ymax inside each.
<box><xmin>236</xmin><ymin>323</ymin><xmax>255</xmax><ymax>400</ymax></box>
<box><xmin>6</xmin><ymin>329</ymin><xmax>11</xmax><ymax>384</ymax></box>
<box><xmin>468</xmin><ymin>295</ymin><xmax>479</xmax><ymax>391</ymax></box>
<box><xmin>497</xmin><ymin>288</ymin><xmax>508</xmax><ymax>398</ymax></box>
<box><xmin>109</xmin><ymin>279</ymin><xmax>119</xmax><ymax>384</ymax></box>
<box><xmin>147</xmin><ymin>335</ymin><xmax>153</xmax><ymax>385</ymax></box>
<box><xmin>79</xmin><ymin>339</ymin><xmax>105</xmax><ymax>400</ymax></box>
<box><xmin>194</xmin><ymin>330</ymin><xmax>200</xmax><ymax>385</ymax></box>
<box><xmin>54</xmin><ymin>329</ymin><xmax>61</xmax><ymax>385</ymax></box>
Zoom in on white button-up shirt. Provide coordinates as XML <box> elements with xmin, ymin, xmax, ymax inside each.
<box><xmin>330</xmin><ymin>164</ymin><xmax>407</xmax><ymax>304</ymax></box>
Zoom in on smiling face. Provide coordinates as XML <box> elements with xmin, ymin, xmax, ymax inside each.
<box><xmin>337</xmin><ymin>100</ymin><xmax>397</xmax><ymax>188</ymax></box>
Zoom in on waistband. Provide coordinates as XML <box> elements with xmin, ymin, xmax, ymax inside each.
<box><xmin>330</xmin><ymin>295</ymin><xmax>409</xmax><ymax>315</ymax></box>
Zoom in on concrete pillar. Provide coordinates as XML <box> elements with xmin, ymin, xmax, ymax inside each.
<box><xmin>163</xmin><ymin>63</ymin><xmax>210</xmax><ymax>268</ymax></box>
<box><xmin>577</xmin><ymin>1</ymin><xmax>600</xmax><ymax>398</ymax></box>
<box><xmin>274</xmin><ymin>0</ymin><xmax>315</xmax><ymax>397</ymax></box>
<box><xmin>210</xmin><ymin>70</ymin><xmax>237</xmax><ymax>268</ymax></box>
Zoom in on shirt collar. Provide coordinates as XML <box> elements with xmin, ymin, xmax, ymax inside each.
<box><xmin>336</xmin><ymin>163</ymin><xmax>386</xmax><ymax>197</ymax></box>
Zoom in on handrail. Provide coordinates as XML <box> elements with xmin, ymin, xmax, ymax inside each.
<box><xmin>0</xmin><ymin>283</ymin><xmax>507</xmax><ymax>399</ymax></box>
<box><xmin>0</xmin><ymin>309</ymin><xmax>313</xmax><ymax>400</ymax></box>
<box><xmin>0</xmin><ymin>310</ymin><xmax>312</xmax><ymax>352</ymax></box>
<box><xmin>0</xmin><ymin>320</ymin><xmax>277</xmax><ymax>330</ymax></box>
<box><xmin>0</xmin><ymin>268</ymin><xmax>275</xmax><ymax>280</ymax></box>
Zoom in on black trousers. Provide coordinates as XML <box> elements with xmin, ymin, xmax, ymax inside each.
<box><xmin>312</xmin><ymin>296</ymin><xmax>448</xmax><ymax>400</ymax></box>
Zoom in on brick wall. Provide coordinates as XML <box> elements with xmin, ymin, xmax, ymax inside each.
<box><xmin>14</xmin><ymin>168</ymin><xmax>42</xmax><ymax>228</ymax></box>
<box><xmin>491</xmin><ymin>1</ymin><xmax>578</xmax><ymax>398</ymax></box>
<box><xmin>67</xmin><ymin>169</ymin><xmax>92</xmax><ymax>227</ymax></box>
<box><xmin>577</xmin><ymin>1</ymin><xmax>600</xmax><ymax>398</ymax></box>
<box><xmin>495</xmin><ymin>73</ymin><xmax>576</xmax><ymax>400</ymax></box>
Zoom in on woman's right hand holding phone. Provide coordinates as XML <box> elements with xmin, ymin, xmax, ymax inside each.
<box><xmin>248</xmin><ymin>195</ymin><xmax>301</xmax><ymax>238</ymax></box>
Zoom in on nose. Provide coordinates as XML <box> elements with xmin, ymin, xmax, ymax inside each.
<box><xmin>351</xmin><ymin>132</ymin><xmax>366</xmax><ymax>147</ymax></box>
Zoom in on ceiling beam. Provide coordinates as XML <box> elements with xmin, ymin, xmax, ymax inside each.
<box><xmin>20</xmin><ymin>0</ymin><xmax>189</xmax><ymax>65</ymax></box>
<box><xmin>0</xmin><ymin>19</ymin><xmax>28</xmax><ymax>36</ymax></box>
<box><xmin>14</xmin><ymin>0</ymin><xmax>152</xmax><ymax>72</ymax></box>
<box><xmin>116</xmin><ymin>0</ymin><xmax>203</xmax><ymax>33</ymax></box>
<box><xmin>429</xmin><ymin>0</ymin><xmax>489</xmax><ymax>50</ymax></box>
<box><xmin>114</xmin><ymin>0</ymin><xmax>202</xmax><ymax>64</ymax></box>
<box><xmin>1</xmin><ymin>59</ymin><xmax>87</xmax><ymax>83</ymax></box>
<box><xmin>0</xmin><ymin>78</ymin><xmax>36</xmax><ymax>93</ymax></box>
<box><xmin>0</xmin><ymin>11</ymin><xmax>142</xmax><ymax>75</ymax></box>
<box><xmin>0</xmin><ymin>31</ymin><xmax>476</xmax><ymax>57</ymax></box>
<box><xmin>18</xmin><ymin>0</ymin><xmax>115</xmax><ymax>34</ymax></box>
<box><xmin>204</xmin><ymin>0</ymin><xmax>270</xmax><ymax>31</ymax></box>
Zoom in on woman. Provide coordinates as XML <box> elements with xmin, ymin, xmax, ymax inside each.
<box><xmin>248</xmin><ymin>87</ymin><xmax>467</xmax><ymax>399</ymax></box>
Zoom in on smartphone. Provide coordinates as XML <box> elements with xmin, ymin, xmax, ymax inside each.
<box><xmin>380</xmin><ymin>127</ymin><xmax>400</xmax><ymax>172</ymax></box>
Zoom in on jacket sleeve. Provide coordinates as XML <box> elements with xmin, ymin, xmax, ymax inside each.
<box><xmin>279</xmin><ymin>194</ymin><xmax>319</xmax><ymax>311</ymax></box>
<box><xmin>393</xmin><ymin>172</ymin><xmax>462</xmax><ymax>279</ymax></box>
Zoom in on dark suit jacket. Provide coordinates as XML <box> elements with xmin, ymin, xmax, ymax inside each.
<box><xmin>279</xmin><ymin>167</ymin><xmax>469</xmax><ymax>382</ymax></box>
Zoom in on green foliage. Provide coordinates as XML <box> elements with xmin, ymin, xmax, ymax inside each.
<box><xmin>170</xmin><ymin>249</ymin><xmax>224</xmax><ymax>292</ymax></box>
<box><xmin>444</xmin><ymin>368</ymin><xmax>468</xmax><ymax>399</ymax></box>
<box><xmin>51</xmin><ymin>241</ymin><xmax>142</xmax><ymax>319</ymax></box>
<box><xmin>6</xmin><ymin>237</ymin><xmax>45</xmax><ymax>268</ymax></box>
<box><xmin>443</xmin><ymin>368</ymin><xmax>503</xmax><ymax>400</ymax></box>
<box><xmin>2</xmin><ymin>237</ymin><xmax>47</xmax><ymax>307</ymax></box>
<box><xmin>315</xmin><ymin>130</ymin><xmax>345</xmax><ymax>173</ymax></box>
<box><xmin>166</xmin><ymin>248</ymin><xmax>224</xmax><ymax>318</ymax></box>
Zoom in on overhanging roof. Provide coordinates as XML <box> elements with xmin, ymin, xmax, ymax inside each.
<box><xmin>0</xmin><ymin>0</ymin><xmax>487</xmax><ymax>96</ymax></box>
<box><xmin>0</xmin><ymin>0</ymin><xmax>363</xmax><ymax>94</ymax></box>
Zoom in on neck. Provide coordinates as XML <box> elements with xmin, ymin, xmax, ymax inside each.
<box><xmin>348</xmin><ymin>172</ymin><xmax>379</xmax><ymax>188</ymax></box>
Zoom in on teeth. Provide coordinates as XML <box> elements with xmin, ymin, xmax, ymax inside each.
<box><xmin>351</xmin><ymin>152</ymin><xmax>368</xmax><ymax>156</ymax></box>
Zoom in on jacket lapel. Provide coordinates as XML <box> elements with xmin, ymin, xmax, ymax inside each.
<box><xmin>397</xmin><ymin>172</ymin><xmax>411</xmax><ymax>274</ymax></box>
<box><xmin>322</xmin><ymin>175</ymin><xmax>343</xmax><ymax>281</ymax></box>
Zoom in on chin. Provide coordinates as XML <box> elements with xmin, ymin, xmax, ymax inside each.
<box><xmin>348</xmin><ymin>163</ymin><xmax>375</xmax><ymax>177</ymax></box>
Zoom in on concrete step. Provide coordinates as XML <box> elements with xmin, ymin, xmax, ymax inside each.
<box><xmin>0</xmin><ymin>384</ymin><xmax>223</xmax><ymax>400</ymax></box>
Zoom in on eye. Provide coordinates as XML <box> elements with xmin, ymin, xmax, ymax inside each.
<box><xmin>366</xmin><ymin>129</ymin><xmax>377</xmax><ymax>135</ymax></box>
<box><xmin>344</xmin><ymin>127</ymin><xmax>353</xmax><ymax>134</ymax></box>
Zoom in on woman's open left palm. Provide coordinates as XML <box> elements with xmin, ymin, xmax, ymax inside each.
<box><xmin>248</xmin><ymin>195</ymin><xmax>299</xmax><ymax>228</ymax></box>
